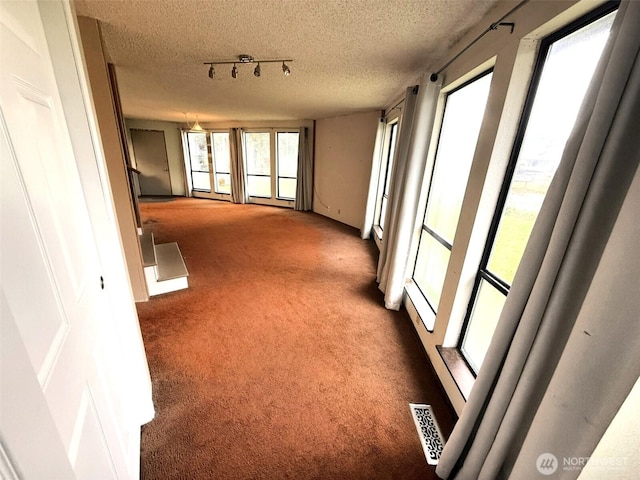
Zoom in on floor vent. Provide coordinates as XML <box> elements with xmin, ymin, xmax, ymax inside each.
<box><xmin>409</xmin><ymin>403</ymin><xmax>445</xmax><ymax>465</ymax></box>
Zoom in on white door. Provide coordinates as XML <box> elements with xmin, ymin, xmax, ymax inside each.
<box><xmin>0</xmin><ymin>1</ymin><xmax>147</xmax><ymax>478</ymax></box>
<box><xmin>131</xmin><ymin>129</ymin><xmax>172</xmax><ymax>196</ymax></box>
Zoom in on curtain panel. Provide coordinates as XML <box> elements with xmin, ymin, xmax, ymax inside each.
<box><xmin>437</xmin><ymin>2</ymin><xmax>640</xmax><ymax>478</ymax></box>
<box><xmin>229</xmin><ymin>128</ymin><xmax>246</xmax><ymax>204</ymax></box>
<box><xmin>377</xmin><ymin>79</ymin><xmax>441</xmax><ymax>310</ymax></box>
<box><xmin>294</xmin><ymin>127</ymin><xmax>313</xmax><ymax>211</ymax></box>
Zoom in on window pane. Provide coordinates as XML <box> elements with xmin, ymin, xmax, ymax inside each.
<box><xmin>191</xmin><ymin>171</ymin><xmax>211</xmax><ymax>191</ymax></box>
<box><xmin>487</xmin><ymin>11</ymin><xmax>614</xmax><ymax>284</ymax></box>
<box><xmin>413</xmin><ymin>231</ymin><xmax>451</xmax><ymax>311</ymax></box>
<box><xmin>211</xmin><ymin>133</ymin><xmax>231</xmax><ymax>173</ymax></box>
<box><xmin>215</xmin><ymin>173</ymin><xmax>231</xmax><ymax>194</ymax></box>
<box><xmin>247</xmin><ymin>175</ymin><xmax>271</xmax><ymax>197</ymax></box>
<box><xmin>245</xmin><ymin>132</ymin><xmax>271</xmax><ymax>175</ymax></box>
<box><xmin>461</xmin><ymin>279</ymin><xmax>507</xmax><ymax>372</ymax></box>
<box><xmin>375</xmin><ymin>122</ymin><xmax>398</xmax><ymax>229</ymax></box>
<box><xmin>277</xmin><ymin>132</ymin><xmax>299</xmax><ymax>178</ymax></box>
<box><xmin>188</xmin><ymin>132</ymin><xmax>208</xmax><ymax>172</ymax></box>
<box><xmin>383</xmin><ymin>123</ymin><xmax>398</xmax><ymax>197</ymax></box>
<box><xmin>278</xmin><ymin>178</ymin><xmax>296</xmax><ymax>200</ymax></box>
<box><xmin>424</xmin><ymin>72</ymin><xmax>492</xmax><ymax>243</ymax></box>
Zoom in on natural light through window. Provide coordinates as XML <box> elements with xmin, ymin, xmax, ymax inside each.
<box><xmin>377</xmin><ymin>122</ymin><xmax>398</xmax><ymax>233</ymax></box>
<box><xmin>413</xmin><ymin>71</ymin><xmax>492</xmax><ymax>312</ymax></box>
<box><xmin>277</xmin><ymin>132</ymin><xmax>299</xmax><ymax>200</ymax></box>
<box><xmin>461</xmin><ymin>11</ymin><xmax>615</xmax><ymax>373</ymax></box>
<box><xmin>187</xmin><ymin>132</ymin><xmax>210</xmax><ymax>191</ymax></box>
<box><xmin>211</xmin><ymin>132</ymin><xmax>231</xmax><ymax>194</ymax></box>
<box><xmin>245</xmin><ymin>132</ymin><xmax>271</xmax><ymax>198</ymax></box>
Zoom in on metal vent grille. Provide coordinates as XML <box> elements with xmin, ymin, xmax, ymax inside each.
<box><xmin>409</xmin><ymin>403</ymin><xmax>445</xmax><ymax>465</ymax></box>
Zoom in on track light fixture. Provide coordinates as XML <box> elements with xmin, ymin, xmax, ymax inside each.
<box><xmin>204</xmin><ymin>55</ymin><xmax>292</xmax><ymax>79</ymax></box>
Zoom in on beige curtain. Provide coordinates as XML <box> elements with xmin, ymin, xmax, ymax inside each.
<box><xmin>294</xmin><ymin>127</ymin><xmax>313</xmax><ymax>211</ymax></box>
<box><xmin>229</xmin><ymin>128</ymin><xmax>246</xmax><ymax>204</ymax></box>
<box><xmin>377</xmin><ymin>79</ymin><xmax>441</xmax><ymax>310</ymax></box>
<box><xmin>436</xmin><ymin>2</ymin><xmax>640</xmax><ymax>478</ymax></box>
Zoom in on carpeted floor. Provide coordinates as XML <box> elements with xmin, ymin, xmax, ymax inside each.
<box><xmin>137</xmin><ymin>198</ymin><xmax>456</xmax><ymax>479</ymax></box>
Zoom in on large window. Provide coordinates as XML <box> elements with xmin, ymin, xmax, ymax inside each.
<box><xmin>186</xmin><ymin>132</ymin><xmax>210</xmax><ymax>192</ymax></box>
<box><xmin>460</xmin><ymin>8</ymin><xmax>616</xmax><ymax>373</ymax></box>
<box><xmin>244</xmin><ymin>132</ymin><xmax>272</xmax><ymax>198</ymax></box>
<box><xmin>244</xmin><ymin>130</ymin><xmax>299</xmax><ymax>203</ymax></box>
<box><xmin>375</xmin><ymin>121</ymin><xmax>399</xmax><ymax>235</ymax></box>
<box><xmin>413</xmin><ymin>71</ymin><xmax>493</xmax><ymax>313</ymax></box>
<box><xmin>211</xmin><ymin>132</ymin><xmax>231</xmax><ymax>194</ymax></box>
<box><xmin>276</xmin><ymin>132</ymin><xmax>299</xmax><ymax>200</ymax></box>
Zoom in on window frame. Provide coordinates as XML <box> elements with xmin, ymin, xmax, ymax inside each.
<box><xmin>458</xmin><ymin>2</ymin><xmax>619</xmax><ymax>374</ymax></box>
<box><xmin>373</xmin><ymin>119</ymin><xmax>399</xmax><ymax>238</ymax></box>
<box><xmin>185</xmin><ymin>131</ymin><xmax>211</xmax><ymax>193</ymax></box>
<box><xmin>412</xmin><ymin>68</ymin><xmax>494</xmax><ymax>315</ymax></box>
<box><xmin>243</xmin><ymin>128</ymin><xmax>300</xmax><ymax>207</ymax></box>
<box><xmin>210</xmin><ymin>131</ymin><xmax>232</xmax><ymax>196</ymax></box>
<box><xmin>275</xmin><ymin>130</ymin><xmax>300</xmax><ymax>201</ymax></box>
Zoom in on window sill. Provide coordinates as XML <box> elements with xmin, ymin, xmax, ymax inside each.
<box><xmin>436</xmin><ymin>346</ymin><xmax>475</xmax><ymax>401</ymax></box>
<box><xmin>405</xmin><ymin>281</ymin><xmax>435</xmax><ymax>332</ymax></box>
<box><xmin>372</xmin><ymin>225</ymin><xmax>383</xmax><ymax>250</ymax></box>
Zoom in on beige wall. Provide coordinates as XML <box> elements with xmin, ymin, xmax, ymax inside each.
<box><xmin>77</xmin><ymin>17</ymin><xmax>148</xmax><ymax>302</ymax></box>
<box><xmin>313</xmin><ymin>111</ymin><xmax>381</xmax><ymax>229</ymax></box>
<box><xmin>126</xmin><ymin>119</ymin><xmax>186</xmax><ymax>196</ymax></box>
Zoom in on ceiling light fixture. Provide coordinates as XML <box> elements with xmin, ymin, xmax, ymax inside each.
<box><xmin>184</xmin><ymin>113</ymin><xmax>205</xmax><ymax>132</ymax></box>
<box><xmin>204</xmin><ymin>55</ymin><xmax>292</xmax><ymax>79</ymax></box>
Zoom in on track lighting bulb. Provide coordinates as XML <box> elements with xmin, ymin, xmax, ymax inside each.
<box><xmin>205</xmin><ymin>57</ymin><xmax>292</xmax><ymax>79</ymax></box>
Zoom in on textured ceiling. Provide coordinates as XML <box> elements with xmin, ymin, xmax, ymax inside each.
<box><xmin>74</xmin><ymin>0</ymin><xmax>499</xmax><ymax>122</ymax></box>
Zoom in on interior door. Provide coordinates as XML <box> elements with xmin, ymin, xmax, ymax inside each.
<box><xmin>0</xmin><ymin>1</ymin><xmax>137</xmax><ymax>478</ymax></box>
<box><xmin>131</xmin><ymin>129</ymin><xmax>172</xmax><ymax>196</ymax></box>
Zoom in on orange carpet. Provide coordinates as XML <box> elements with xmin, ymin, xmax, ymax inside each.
<box><xmin>137</xmin><ymin>198</ymin><xmax>456</xmax><ymax>479</ymax></box>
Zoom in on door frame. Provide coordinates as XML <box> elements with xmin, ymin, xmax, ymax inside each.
<box><xmin>130</xmin><ymin>128</ymin><xmax>173</xmax><ymax>196</ymax></box>
<box><xmin>1</xmin><ymin>0</ymin><xmax>154</xmax><ymax>477</ymax></box>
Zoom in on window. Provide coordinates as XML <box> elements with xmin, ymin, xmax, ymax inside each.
<box><xmin>460</xmin><ymin>8</ymin><xmax>616</xmax><ymax>373</ymax></box>
<box><xmin>211</xmin><ymin>132</ymin><xmax>231</xmax><ymax>194</ymax></box>
<box><xmin>244</xmin><ymin>132</ymin><xmax>272</xmax><ymax>198</ymax></box>
<box><xmin>186</xmin><ymin>132</ymin><xmax>210</xmax><ymax>191</ymax></box>
<box><xmin>375</xmin><ymin>121</ymin><xmax>399</xmax><ymax>234</ymax></box>
<box><xmin>276</xmin><ymin>132</ymin><xmax>299</xmax><ymax>200</ymax></box>
<box><xmin>412</xmin><ymin>71</ymin><xmax>493</xmax><ymax>313</ymax></box>
<box><xmin>244</xmin><ymin>130</ymin><xmax>299</xmax><ymax>204</ymax></box>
